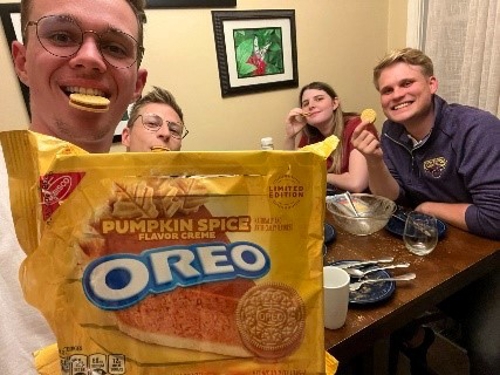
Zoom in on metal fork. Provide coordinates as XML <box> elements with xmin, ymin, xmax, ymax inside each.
<box><xmin>346</xmin><ymin>262</ymin><xmax>411</xmax><ymax>278</ymax></box>
<box><xmin>349</xmin><ymin>273</ymin><xmax>417</xmax><ymax>291</ymax></box>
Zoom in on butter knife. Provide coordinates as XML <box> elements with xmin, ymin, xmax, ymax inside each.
<box><xmin>335</xmin><ymin>257</ymin><xmax>395</xmax><ymax>269</ymax></box>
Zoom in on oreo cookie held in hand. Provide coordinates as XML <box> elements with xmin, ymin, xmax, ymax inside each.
<box><xmin>69</xmin><ymin>93</ymin><xmax>110</xmax><ymax>113</ymax></box>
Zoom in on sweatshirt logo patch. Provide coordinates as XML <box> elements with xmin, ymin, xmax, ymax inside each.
<box><xmin>423</xmin><ymin>157</ymin><xmax>447</xmax><ymax>178</ymax></box>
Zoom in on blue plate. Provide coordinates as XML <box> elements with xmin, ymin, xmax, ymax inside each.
<box><xmin>327</xmin><ymin>260</ymin><xmax>396</xmax><ymax>305</ymax></box>
<box><xmin>324</xmin><ymin>223</ymin><xmax>336</xmax><ymax>244</ymax></box>
<box><xmin>385</xmin><ymin>210</ymin><xmax>447</xmax><ymax>239</ymax></box>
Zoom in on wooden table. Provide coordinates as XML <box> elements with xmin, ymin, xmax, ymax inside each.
<box><xmin>323</xmin><ymin>211</ymin><xmax>500</xmax><ymax>363</ymax></box>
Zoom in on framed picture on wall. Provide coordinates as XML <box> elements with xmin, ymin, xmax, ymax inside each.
<box><xmin>0</xmin><ymin>3</ymin><xmax>30</xmax><ymax>116</ymax></box>
<box><xmin>212</xmin><ymin>9</ymin><xmax>298</xmax><ymax>98</ymax></box>
<box><xmin>147</xmin><ymin>0</ymin><xmax>236</xmax><ymax>8</ymax></box>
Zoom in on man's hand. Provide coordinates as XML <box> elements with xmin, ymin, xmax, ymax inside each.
<box><xmin>351</xmin><ymin>121</ymin><xmax>383</xmax><ymax>161</ymax></box>
<box><xmin>351</xmin><ymin>121</ymin><xmax>400</xmax><ymax>200</ymax></box>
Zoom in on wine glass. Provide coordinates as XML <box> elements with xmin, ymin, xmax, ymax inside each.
<box><xmin>403</xmin><ymin>211</ymin><xmax>439</xmax><ymax>256</ymax></box>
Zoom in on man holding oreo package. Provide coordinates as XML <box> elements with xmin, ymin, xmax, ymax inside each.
<box><xmin>0</xmin><ymin>0</ymin><xmax>147</xmax><ymax>373</ymax></box>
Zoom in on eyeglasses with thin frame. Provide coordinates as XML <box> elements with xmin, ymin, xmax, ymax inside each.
<box><xmin>136</xmin><ymin>113</ymin><xmax>189</xmax><ymax>139</ymax></box>
<box><xmin>24</xmin><ymin>14</ymin><xmax>143</xmax><ymax>69</ymax></box>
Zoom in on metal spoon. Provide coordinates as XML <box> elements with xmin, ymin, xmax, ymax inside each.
<box><xmin>346</xmin><ymin>263</ymin><xmax>411</xmax><ymax>278</ymax></box>
<box><xmin>349</xmin><ymin>273</ymin><xmax>417</xmax><ymax>291</ymax></box>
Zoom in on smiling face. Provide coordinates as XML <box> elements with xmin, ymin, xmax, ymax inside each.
<box><xmin>12</xmin><ymin>0</ymin><xmax>147</xmax><ymax>152</ymax></box>
<box><xmin>377</xmin><ymin>62</ymin><xmax>438</xmax><ymax>130</ymax></box>
<box><xmin>122</xmin><ymin>102</ymin><xmax>183</xmax><ymax>152</ymax></box>
<box><xmin>300</xmin><ymin>88</ymin><xmax>339</xmax><ymax>131</ymax></box>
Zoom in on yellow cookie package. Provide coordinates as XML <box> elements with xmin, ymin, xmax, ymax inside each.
<box><xmin>1</xmin><ymin>130</ymin><xmax>336</xmax><ymax>375</ymax></box>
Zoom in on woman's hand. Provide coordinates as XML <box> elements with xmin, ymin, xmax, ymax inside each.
<box><xmin>285</xmin><ymin>108</ymin><xmax>308</xmax><ymax>140</ymax></box>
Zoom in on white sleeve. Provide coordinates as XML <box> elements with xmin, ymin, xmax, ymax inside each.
<box><xmin>0</xmin><ymin>145</ymin><xmax>56</xmax><ymax>375</ymax></box>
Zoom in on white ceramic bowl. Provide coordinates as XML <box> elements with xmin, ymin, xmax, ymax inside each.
<box><xmin>326</xmin><ymin>193</ymin><xmax>396</xmax><ymax>236</ymax></box>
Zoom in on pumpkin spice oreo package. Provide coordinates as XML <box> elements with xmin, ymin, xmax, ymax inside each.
<box><xmin>1</xmin><ymin>130</ymin><xmax>335</xmax><ymax>375</ymax></box>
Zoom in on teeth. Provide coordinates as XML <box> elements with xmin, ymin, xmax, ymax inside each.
<box><xmin>65</xmin><ymin>86</ymin><xmax>106</xmax><ymax>97</ymax></box>
<box><xmin>394</xmin><ymin>102</ymin><xmax>411</xmax><ymax>110</ymax></box>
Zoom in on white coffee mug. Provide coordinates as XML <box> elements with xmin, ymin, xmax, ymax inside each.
<box><xmin>323</xmin><ymin>266</ymin><xmax>350</xmax><ymax>329</ymax></box>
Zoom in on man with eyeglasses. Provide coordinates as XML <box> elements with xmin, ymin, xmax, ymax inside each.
<box><xmin>122</xmin><ymin>86</ymin><xmax>188</xmax><ymax>152</ymax></box>
<box><xmin>10</xmin><ymin>0</ymin><xmax>148</xmax><ymax>152</ymax></box>
<box><xmin>1</xmin><ymin>0</ymin><xmax>148</xmax><ymax>373</ymax></box>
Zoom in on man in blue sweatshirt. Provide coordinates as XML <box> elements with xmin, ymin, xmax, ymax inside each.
<box><xmin>352</xmin><ymin>47</ymin><xmax>499</xmax><ymax>375</ymax></box>
<box><xmin>352</xmin><ymin>48</ymin><xmax>500</xmax><ymax>240</ymax></box>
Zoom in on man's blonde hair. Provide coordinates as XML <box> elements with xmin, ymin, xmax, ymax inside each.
<box><xmin>127</xmin><ymin>86</ymin><xmax>184</xmax><ymax>128</ymax></box>
<box><xmin>373</xmin><ymin>48</ymin><xmax>434</xmax><ymax>91</ymax></box>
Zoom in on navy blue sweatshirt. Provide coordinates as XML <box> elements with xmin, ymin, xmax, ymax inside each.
<box><xmin>381</xmin><ymin>95</ymin><xmax>500</xmax><ymax>240</ymax></box>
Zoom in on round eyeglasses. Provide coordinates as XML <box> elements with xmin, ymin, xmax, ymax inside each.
<box><xmin>137</xmin><ymin>114</ymin><xmax>189</xmax><ymax>139</ymax></box>
<box><xmin>25</xmin><ymin>14</ymin><xmax>143</xmax><ymax>69</ymax></box>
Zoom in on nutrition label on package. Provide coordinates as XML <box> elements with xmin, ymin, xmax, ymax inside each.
<box><xmin>62</xmin><ymin>353</ymin><xmax>125</xmax><ymax>375</ymax></box>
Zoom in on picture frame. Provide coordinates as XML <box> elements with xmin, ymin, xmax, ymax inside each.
<box><xmin>147</xmin><ymin>0</ymin><xmax>236</xmax><ymax>8</ymax></box>
<box><xmin>212</xmin><ymin>9</ymin><xmax>298</xmax><ymax>98</ymax></box>
<box><xmin>0</xmin><ymin>3</ymin><xmax>30</xmax><ymax>117</ymax></box>
<box><xmin>113</xmin><ymin>107</ymin><xmax>131</xmax><ymax>144</ymax></box>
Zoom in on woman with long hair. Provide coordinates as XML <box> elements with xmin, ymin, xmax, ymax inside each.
<box><xmin>284</xmin><ymin>81</ymin><xmax>377</xmax><ymax>193</ymax></box>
